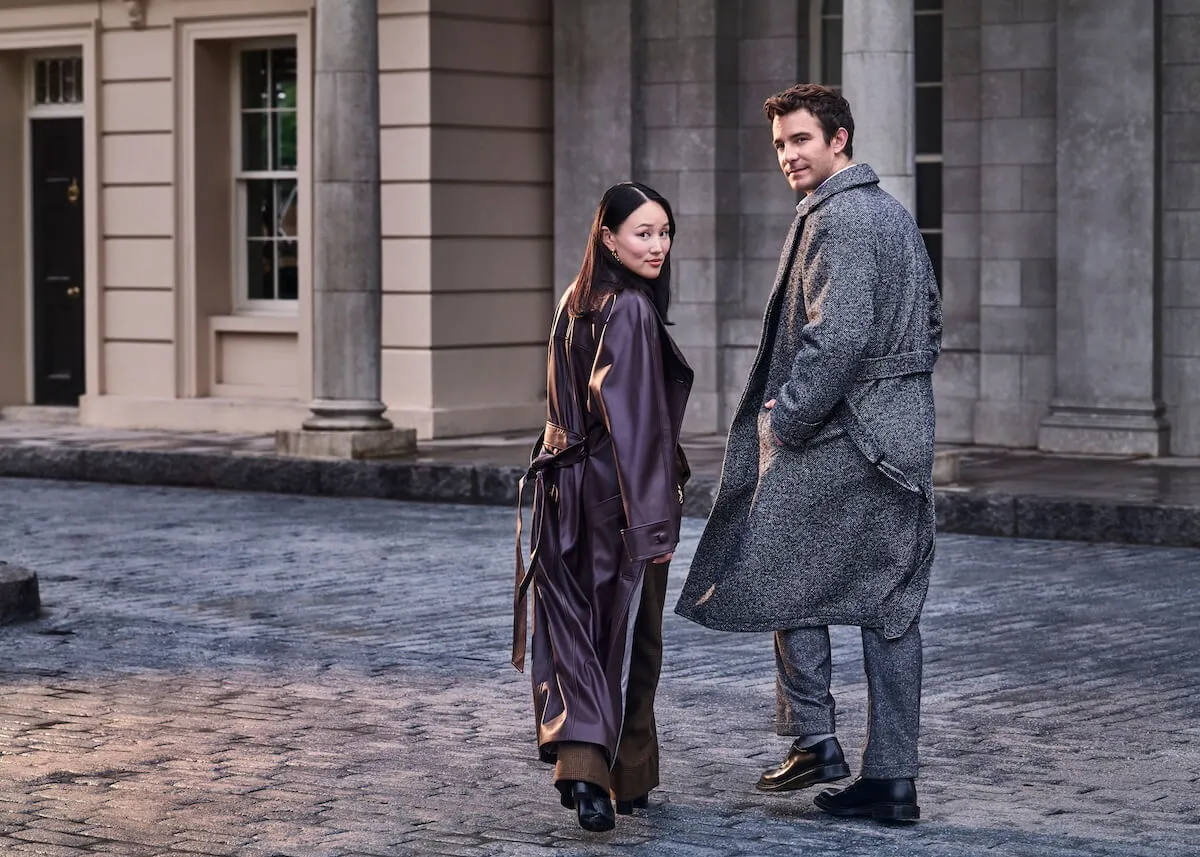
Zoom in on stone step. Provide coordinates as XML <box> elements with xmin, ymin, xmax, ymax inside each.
<box><xmin>0</xmin><ymin>406</ymin><xmax>79</xmax><ymax>426</ymax></box>
<box><xmin>933</xmin><ymin>449</ymin><xmax>961</xmax><ymax>485</ymax></box>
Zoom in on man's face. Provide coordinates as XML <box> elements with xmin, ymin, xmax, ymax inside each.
<box><xmin>771</xmin><ymin>109</ymin><xmax>847</xmax><ymax>194</ymax></box>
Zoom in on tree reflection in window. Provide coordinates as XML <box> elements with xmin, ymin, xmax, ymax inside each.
<box><xmin>238</xmin><ymin>46</ymin><xmax>298</xmax><ymax>302</ymax></box>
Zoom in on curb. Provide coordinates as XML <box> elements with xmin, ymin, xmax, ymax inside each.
<box><xmin>0</xmin><ymin>446</ymin><xmax>1197</xmax><ymax>550</ymax></box>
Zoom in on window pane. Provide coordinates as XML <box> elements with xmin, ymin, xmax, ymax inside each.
<box><xmin>275</xmin><ymin>110</ymin><xmax>297</xmax><ymax>171</ymax></box>
<box><xmin>48</xmin><ymin>59</ymin><xmax>61</xmax><ymax>103</ymax></box>
<box><xmin>915</xmin><ymin>86</ymin><xmax>942</xmax><ymax>155</ymax></box>
<box><xmin>921</xmin><ymin>232</ymin><xmax>942</xmax><ymax>290</ymax></box>
<box><xmin>241</xmin><ymin>50</ymin><xmax>270</xmax><ymax>109</ymax></box>
<box><xmin>916</xmin><ymin>162</ymin><xmax>942</xmax><ymax>230</ymax></box>
<box><xmin>274</xmin><ymin>181</ymin><xmax>298</xmax><ymax>239</ymax></box>
<box><xmin>244</xmin><ymin>180</ymin><xmax>273</xmax><ymax>239</ymax></box>
<box><xmin>915</xmin><ymin>13</ymin><xmax>943</xmax><ymax>84</ymax></box>
<box><xmin>34</xmin><ymin>60</ymin><xmax>46</xmax><ymax>105</ymax></box>
<box><xmin>824</xmin><ymin>0</ymin><xmax>843</xmax><ymax>14</ymax></box>
<box><xmin>278</xmin><ymin>240</ymin><xmax>299</xmax><ymax>300</ymax></box>
<box><xmin>63</xmin><ymin>58</ymin><xmax>78</xmax><ymax>103</ymax></box>
<box><xmin>272</xmin><ymin>49</ymin><xmax>298</xmax><ymax>109</ymax></box>
<box><xmin>822</xmin><ymin>18</ymin><xmax>843</xmax><ymax>86</ymax></box>
<box><xmin>247</xmin><ymin>240</ymin><xmax>275</xmax><ymax>300</ymax></box>
<box><xmin>241</xmin><ymin>113</ymin><xmax>270</xmax><ymax>171</ymax></box>
<box><xmin>915</xmin><ymin>0</ymin><xmax>942</xmax><ymax>11</ymax></box>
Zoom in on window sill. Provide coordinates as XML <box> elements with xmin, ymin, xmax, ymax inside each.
<box><xmin>209</xmin><ymin>313</ymin><xmax>298</xmax><ymax>335</ymax></box>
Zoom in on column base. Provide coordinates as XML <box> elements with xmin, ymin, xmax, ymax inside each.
<box><xmin>1038</xmin><ymin>400</ymin><xmax>1169</xmax><ymax>456</ymax></box>
<box><xmin>302</xmin><ymin>398</ymin><xmax>393</xmax><ymax>432</ymax></box>
<box><xmin>275</xmin><ymin>428</ymin><xmax>417</xmax><ymax>460</ymax></box>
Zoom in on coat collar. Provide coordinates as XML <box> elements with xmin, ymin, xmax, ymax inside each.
<box><xmin>604</xmin><ymin>290</ymin><xmax>693</xmax><ymax>379</ymax></box>
<box><xmin>653</xmin><ymin>303</ymin><xmax>693</xmax><ymax>378</ymax></box>
<box><xmin>795</xmin><ymin>162</ymin><xmax>879</xmax><ymax>218</ymax></box>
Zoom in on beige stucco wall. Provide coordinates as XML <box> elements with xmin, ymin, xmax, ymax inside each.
<box><xmin>379</xmin><ymin>0</ymin><xmax>553</xmax><ymax>437</ymax></box>
<box><xmin>0</xmin><ymin>0</ymin><xmax>554</xmax><ymax>438</ymax></box>
<box><xmin>99</xmin><ymin>19</ymin><xmax>176</xmax><ymax>400</ymax></box>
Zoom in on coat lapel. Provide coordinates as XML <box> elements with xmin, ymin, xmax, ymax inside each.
<box><xmin>768</xmin><ymin>213</ymin><xmax>804</xmax><ymax>305</ymax></box>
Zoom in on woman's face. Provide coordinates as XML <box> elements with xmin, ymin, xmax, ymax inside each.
<box><xmin>602</xmin><ymin>201</ymin><xmax>672</xmax><ymax>280</ymax></box>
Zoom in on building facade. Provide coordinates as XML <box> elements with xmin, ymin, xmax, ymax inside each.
<box><xmin>1</xmin><ymin>0</ymin><xmax>1197</xmax><ymax>456</ymax></box>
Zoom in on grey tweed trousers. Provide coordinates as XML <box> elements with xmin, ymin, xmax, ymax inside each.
<box><xmin>774</xmin><ymin>622</ymin><xmax>922</xmax><ymax>780</ymax></box>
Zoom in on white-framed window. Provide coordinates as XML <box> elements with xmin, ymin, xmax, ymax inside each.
<box><xmin>914</xmin><ymin>0</ymin><xmax>943</xmax><ymax>286</ymax></box>
<box><xmin>814</xmin><ymin>0</ymin><xmax>944</xmax><ymax>285</ymax></box>
<box><xmin>32</xmin><ymin>54</ymin><xmax>83</xmax><ymax>107</ymax></box>
<box><xmin>810</xmin><ymin>0</ymin><xmax>842</xmax><ymax>89</ymax></box>
<box><xmin>233</xmin><ymin>41</ymin><xmax>298</xmax><ymax>307</ymax></box>
<box><xmin>27</xmin><ymin>52</ymin><xmax>84</xmax><ymax>117</ymax></box>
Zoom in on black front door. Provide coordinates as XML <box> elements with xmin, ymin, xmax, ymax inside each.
<box><xmin>31</xmin><ymin>117</ymin><xmax>85</xmax><ymax>405</ymax></box>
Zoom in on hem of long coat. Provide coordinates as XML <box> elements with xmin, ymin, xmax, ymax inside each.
<box><xmin>533</xmin><ymin>566</ymin><xmax>648</xmax><ymax>769</ymax></box>
<box><xmin>672</xmin><ymin>604</ymin><xmax>924</xmax><ymax>640</ymax></box>
<box><xmin>538</xmin><ymin>732</ymin><xmax>612</xmax><ymax>767</ymax></box>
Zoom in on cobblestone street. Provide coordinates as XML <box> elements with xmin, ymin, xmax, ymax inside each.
<box><xmin>0</xmin><ymin>478</ymin><xmax>1197</xmax><ymax>857</ymax></box>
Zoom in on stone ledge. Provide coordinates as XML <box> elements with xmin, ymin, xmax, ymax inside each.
<box><xmin>0</xmin><ymin>445</ymin><xmax>1197</xmax><ymax>549</ymax></box>
<box><xmin>0</xmin><ymin>564</ymin><xmax>40</xmax><ymax>624</ymax></box>
<box><xmin>933</xmin><ymin>449</ymin><xmax>961</xmax><ymax>484</ymax></box>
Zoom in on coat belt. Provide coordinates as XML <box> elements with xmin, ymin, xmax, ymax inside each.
<box><xmin>855</xmin><ymin>349</ymin><xmax>938</xmax><ymax>382</ymax></box>
<box><xmin>837</xmin><ymin>349</ymin><xmax>938</xmax><ymax>498</ymax></box>
<box><xmin>510</xmin><ymin>422</ymin><xmax>603</xmax><ymax>672</ymax></box>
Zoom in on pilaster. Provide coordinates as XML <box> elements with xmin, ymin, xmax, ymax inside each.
<box><xmin>1038</xmin><ymin>0</ymin><xmax>1167</xmax><ymax>455</ymax></box>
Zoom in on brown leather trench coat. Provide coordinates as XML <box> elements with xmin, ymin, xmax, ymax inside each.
<box><xmin>513</xmin><ymin>285</ymin><xmax>692</xmax><ymax>765</ymax></box>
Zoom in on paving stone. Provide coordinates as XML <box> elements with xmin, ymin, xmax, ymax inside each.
<box><xmin>0</xmin><ymin>479</ymin><xmax>1198</xmax><ymax>856</ymax></box>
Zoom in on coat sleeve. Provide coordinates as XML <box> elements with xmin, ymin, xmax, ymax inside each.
<box><xmin>589</xmin><ymin>292</ymin><xmax>680</xmax><ymax>563</ymax></box>
<box><xmin>770</xmin><ymin>213</ymin><xmax>877</xmax><ymax>446</ymax></box>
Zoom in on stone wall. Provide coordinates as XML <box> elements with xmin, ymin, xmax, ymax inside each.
<box><xmin>633</xmin><ymin>0</ymin><xmax>740</xmax><ymax>433</ymax></box>
<box><xmin>937</xmin><ymin>0</ymin><xmax>982</xmax><ymax>443</ymax></box>
<box><xmin>1163</xmin><ymin>0</ymin><xmax>1200</xmax><ymax>455</ymax></box>
<box><xmin>973</xmin><ymin>0</ymin><xmax>1057</xmax><ymax>447</ymax></box>
<box><xmin>555</xmin><ymin>0</ymin><xmax>806</xmax><ymax>433</ymax></box>
<box><xmin>720</xmin><ymin>1</ymin><xmax>806</xmax><ymax>429</ymax></box>
<box><xmin>553</xmin><ymin>0</ymin><xmax>1200</xmax><ymax>455</ymax></box>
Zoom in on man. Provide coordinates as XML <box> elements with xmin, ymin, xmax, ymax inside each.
<box><xmin>675</xmin><ymin>83</ymin><xmax>942</xmax><ymax>822</ymax></box>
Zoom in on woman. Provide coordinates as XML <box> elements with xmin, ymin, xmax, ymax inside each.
<box><xmin>512</xmin><ymin>182</ymin><xmax>693</xmax><ymax>832</ymax></box>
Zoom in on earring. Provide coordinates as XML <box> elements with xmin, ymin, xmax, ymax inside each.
<box><xmin>611</xmin><ymin>248</ymin><xmax>620</xmax><ymax>262</ymax></box>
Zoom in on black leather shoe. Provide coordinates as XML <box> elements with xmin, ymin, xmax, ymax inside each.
<box><xmin>756</xmin><ymin>737</ymin><xmax>851</xmax><ymax>792</ymax></box>
<box><xmin>615</xmin><ymin>793</ymin><xmax>649</xmax><ymax>815</ymax></box>
<box><xmin>814</xmin><ymin>777</ymin><xmax>920</xmax><ymax>822</ymax></box>
<box><xmin>560</xmin><ymin>780</ymin><xmax>615</xmax><ymax>832</ymax></box>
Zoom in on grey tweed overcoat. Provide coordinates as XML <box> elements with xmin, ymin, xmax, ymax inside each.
<box><xmin>675</xmin><ymin>164</ymin><xmax>943</xmax><ymax>639</ymax></box>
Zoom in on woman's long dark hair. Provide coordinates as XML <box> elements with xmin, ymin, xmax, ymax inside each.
<box><xmin>567</xmin><ymin>181</ymin><xmax>675</xmax><ymax>321</ymax></box>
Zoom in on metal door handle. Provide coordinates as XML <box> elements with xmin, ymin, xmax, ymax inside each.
<box><xmin>66</xmin><ymin>286</ymin><xmax>81</xmax><ymax>298</ymax></box>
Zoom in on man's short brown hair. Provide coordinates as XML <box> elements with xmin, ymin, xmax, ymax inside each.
<box><xmin>763</xmin><ymin>83</ymin><xmax>855</xmax><ymax>159</ymax></box>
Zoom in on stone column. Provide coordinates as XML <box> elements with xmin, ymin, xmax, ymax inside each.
<box><xmin>277</xmin><ymin>0</ymin><xmax>414</xmax><ymax>459</ymax></box>
<box><xmin>842</xmin><ymin>0</ymin><xmax>915</xmax><ymax>213</ymax></box>
<box><xmin>1038</xmin><ymin>0</ymin><xmax>1167</xmax><ymax>455</ymax></box>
